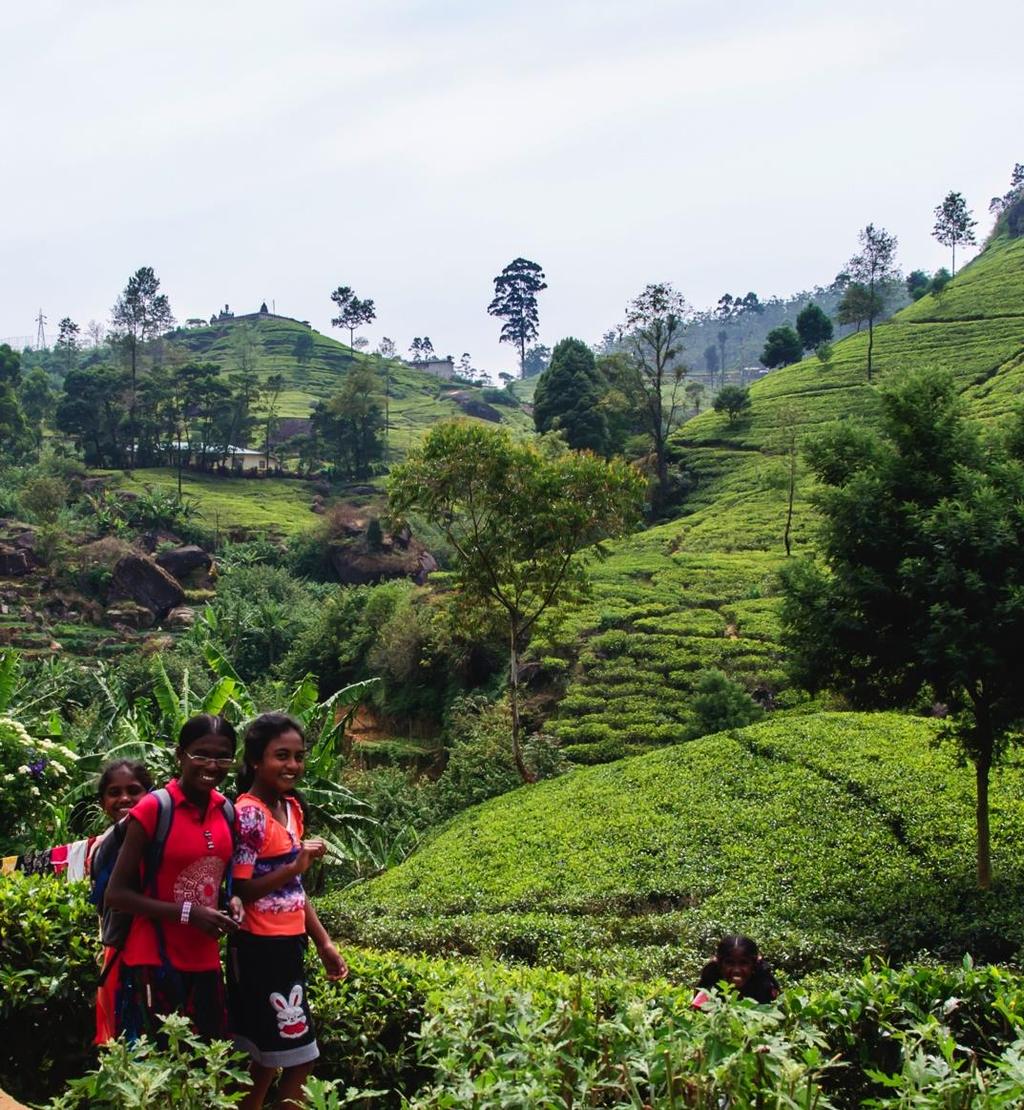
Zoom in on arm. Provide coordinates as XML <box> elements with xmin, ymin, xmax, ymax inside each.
<box><xmin>305</xmin><ymin>900</ymin><xmax>348</xmax><ymax>981</ymax></box>
<box><xmin>106</xmin><ymin>816</ymin><xmax>238</xmax><ymax>937</ymax></box>
<box><xmin>234</xmin><ymin>840</ymin><xmax>323</xmax><ymax>903</ymax></box>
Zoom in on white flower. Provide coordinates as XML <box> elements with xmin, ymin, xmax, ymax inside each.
<box><xmin>16</xmin><ymin>765</ymin><xmax>29</xmax><ymax>775</ymax></box>
<box><xmin>30</xmin><ymin>786</ymin><xmax>40</xmax><ymax>797</ymax></box>
<box><xmin>49</xmin><ymin>761</ymin><xmax>68</xmax><ymax>776</ymax></box>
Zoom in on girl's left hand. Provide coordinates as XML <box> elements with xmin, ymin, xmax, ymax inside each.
<box><xmin>319</xmin><ymin>942</ymin><xmax>349</xmax><ymax>981</ymax></box>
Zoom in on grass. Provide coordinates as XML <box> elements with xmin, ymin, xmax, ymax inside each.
<box><xmin>98</xmin><ymin>467</ymin><xmax>323</xmax><ymax>537</ymax></box>
<box><xmin>327</xmin><ymin>711</ymin><xmax>1024</xmax><ymax>978</ymax></box>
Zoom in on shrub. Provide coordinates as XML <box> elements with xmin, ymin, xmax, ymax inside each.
<box><xmin>0</xmin><ymin>873</ymin><xmax>97</xmax><ymax>1102</ymax></box>
<box><xmin>19</xmin><ymin>475</ymin><xmax>67</xmax><ymax>523</ymax></box>
<box><xmin>0</xmin><ymin>717</ymin><xmax>77</xmax><ymax>854</ymax></box>
<box><xmin>48</xmin><ymin>1014</ymin><xmax>251</xmax><ymax>1109</ymax></box>
<box><xmin>689</xmin><ymin>668</ymin><xmax>763</xmax><ymax>737</ymax></box>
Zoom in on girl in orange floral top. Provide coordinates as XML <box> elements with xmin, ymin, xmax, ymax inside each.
<box><xmin>228</xmin><ymin>713</ymin><xmax>348</xmax><ymax>1110</ymax></box>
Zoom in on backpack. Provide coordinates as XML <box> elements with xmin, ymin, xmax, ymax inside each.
<box><xmin>89</xmin><ymin>788</ymin><xmax>236</xmax><ymax>967</ymax></box>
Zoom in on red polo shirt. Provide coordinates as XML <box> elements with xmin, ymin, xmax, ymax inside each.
<box><xmin>122</xmin><ymin>779</ymin><xmax>233</xmax><ymax>972</ymax></box>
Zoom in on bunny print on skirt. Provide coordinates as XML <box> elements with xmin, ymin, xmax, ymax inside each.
<box><xmin>270</xmin><ymin>985</ymin><xmax>308</xmax><ymax>1039</ymax></box>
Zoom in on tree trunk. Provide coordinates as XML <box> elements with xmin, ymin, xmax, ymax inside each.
<box><xmin>866</xmin><ymin>315</ymin><xmax>874</xmax><ymax>382</ymax></box>
<box><xmin>952</xmin><ymin>242</ymin><xmax>956</xmax><ymax>277</ymax></box>
<box><xmin>783</xmin><ymin>453</ymin><xmax>796</xmax><ymax>557</ymax></box>
<box><xmin>508</xmin><ymin>623</ymin><xmax>536</xmax><ymax>784</ymax></box>
<box><xmin>976</xmin><ymin>748</ymin><xmax>992</xmax><ymax>889</ymax></box>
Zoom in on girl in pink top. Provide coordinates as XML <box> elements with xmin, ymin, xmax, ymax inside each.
<box><xmin>229</xmin><ymin>713</ymin><xmax>348</xmax><ymax>1110</ymax></box>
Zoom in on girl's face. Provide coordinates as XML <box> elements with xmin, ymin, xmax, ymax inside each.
<box><xmin>721</xmin><ymin>953</ymin><xmax>756</xmax><ymax>988</ymax></box>
<box><xmin>250</xmin><ymin>729</ymin><xmax>306</xmax><ymax>796</ymax></box>
<box><xmin>101</xmin><ymin>767</ymin><xmax>148</xmax><ymax>821</ymax></box>
<box><xmin>178</xmin><ymin>732</ymin><xmax>235</xmax><ymax>796</ymax></box>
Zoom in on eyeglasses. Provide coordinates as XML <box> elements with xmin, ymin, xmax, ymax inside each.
<box><xmin>183</xmin><ymin>752</ymin><xmax>235</xmax><ymax>769</ymax></box>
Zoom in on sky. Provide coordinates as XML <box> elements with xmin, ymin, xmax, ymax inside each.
<box><xmin>2</xmin><ymin>0</ymin><xmax>1022</xmax><ymax>377</ymax></box>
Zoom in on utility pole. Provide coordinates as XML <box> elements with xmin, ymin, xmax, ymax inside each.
<box><xmin>35</xmin><ymin>309</ymin><xmax>47</xmax><ymax>349</ymax></box>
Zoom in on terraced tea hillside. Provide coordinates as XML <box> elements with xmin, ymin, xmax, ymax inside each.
<box><xmin>537</xmin><ymin>235</ymin><xmax>1024</xmax><ymax>760</ymax></box>
<box><xmin>172</xmin><ymin>313</ymin><xmax>532</xmax><ymax>459</ymax></box>
<box><xmin>327</xmin><ymin>712</ymin><xmax>1024</xmax><ymax>979</ymax></box>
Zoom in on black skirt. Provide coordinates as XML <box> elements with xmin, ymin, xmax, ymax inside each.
<box><xmin>227</xmin><ymin>932</ymin><xmax>319</xmax><ymax>1068</ymax></box>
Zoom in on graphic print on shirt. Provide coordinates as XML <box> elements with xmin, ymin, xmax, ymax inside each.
<box><xmin>236</xmin><ymin>802</ymin><xmax>305</xmax><ymax>920</ymax></box>
<box><xmin>270</xmin><ymin>984</ymin><xmax>308</xmax><ymax>1039</ymax></box>
<box><xmin>172</xmin><ymin>855</ymin><xmax>226</xmax><ymax>907</ymax></box>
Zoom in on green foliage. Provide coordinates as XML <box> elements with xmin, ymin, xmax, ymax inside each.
<box><xmin>713</xmin><ymin>384</ymin><xmax>752</xmax><ymax>423</ymax></box>
<box><xmin>390</xmin><ymin>422</ymin><xmax>644</xmax><ymax>778</ymax></box>
<box><xmin>48</xmin><ymin>1014</ymin><xmax>251</xmax><ymax>1108</ymax></box>
<box><xmin>781</xmin><ymin>370</ymin><xmax>1024</xmax><ymax>886</ymax></box>
<box><xmin>18</xmin><ymin>475</ymin><xmax>67</xmax><ymax>523</ymax></box>
<box><xmin>0</xmin><ymin>716</ymin><xmax>77</xmax><ymax>854</ymax></box>
<box><xmin>487</xmin><ymin>257</ymin><xmax>547</xmax><ymax>372</ymax></box>
<box><xmin>689</xmin><ymin>668</ymin><xmax>763</xmax><ymax>736</ymax></box>
<box><xmin>532</xmin><ymin>337</ymin><xmax>610</xmax><ymax>454</ymax></box>
<box><xmin>795</xmin><ymin>302</ymin><xmax>834</xmax><ymax>351</ymax></box>
<box><xmin>0</xmin><ymin>874</ymin><xmax>97</xmax><ymax>1101</ymax></box>
<box><xmin>761</xmin><ymin>324</ymin><xmax>803</xmax><ymax>368</ymax></box>
<box><xmin>331</xmin><ymin>712</ymin><xmax>1024</xmax><ymax>975</ymax></box>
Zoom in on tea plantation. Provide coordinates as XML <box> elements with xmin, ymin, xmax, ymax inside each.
<box><xmin>325</xmin><ymin>712</ymin><xmax>1024</xmax><ymax>979</ymax></box>
<box><xmin>537</xmin><ymin>234</ymin><xmax>1024</xmax><ymax>761</ymax></box>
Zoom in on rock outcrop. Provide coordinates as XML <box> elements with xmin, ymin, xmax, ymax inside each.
<box><xmin>155</xmin><ymin>545</ymin><xmax>212</xmax><ymax>582</ymax></box>
<box><xmin>108</xmin><ymin>553</ymin><xmax>185</xmax><ymax>621</ymax></box>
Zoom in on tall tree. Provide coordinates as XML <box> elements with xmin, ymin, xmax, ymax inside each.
<box><xmin>0</xmin><ymin>345</ymin><xmax>33</xmax><ymax>462</ymax></box>
<box><xmin>522</xmin><ymin>344</ymin><xmax>551</xmax><ymax>379</ymax></box>
<box><xmin>621</xmin><ymin>283</ymin><xmax>691</xmax><ymax>512</ymax></box>
<box><xmin>389</xmin><ymin>423</ymin><xmax>644</xmax><ymax>781</ymax></box>
<box><xmin>533</xmin><ymin>337</ymin><xmax>609</xmax><ymax>454</ymax></box>
<box><xmin>261</xmin><ymin>372</ymin><xmax>285</xmax><ymax>470</ymax></box>
<box><xmin>487</xmin><ymin>258</ymin><xmax>547</xmax><ymax>377</ymax></box>
<box><xmin>782</xmin><ymin>370</ymin><xmax>1024</xmax><ymax>888</ymax></box>
<box><xmin>932</xmin><ymin>191</ymin><xmax>977</xmax><ymax>276</ymax></box>
<box><xmin>293</xmin><ymin>330</ymin><xmax>315</xmax><ymax>369</ymax></box>
<box><xmin>848</xmin><ymin>224</ymin><xmax>898</xmax><ymax>382</ymax></box>
<box><xmin>110</xmin><ymin>266</ymin><xmax>175</xmax><ymax>465</ymax></box>
<box><xmin>312</xmin><ymin>365</ymin><xmax>385</xmax><ymax>478</ymax></box>
<box><xmin>795</xmin><ymin>303</ymin><xmax>834</xmax><ymax>351</ymax></box>
<box><xmin>330</xmin><ymin>286</ymin><xmax>376</xmax><ymax>349</ymax></box>
<box><xmin>684</xmin><ymin>381</ymin><xmax>705</xmax><ymax>415</ymax></box>
<box><xmin>703</xmin><ymin>344</ymin><xmax>719</xmax><ymax>381</ymax></box>
<box><xmin>55</xmin><ymin>318</ymin><xmax>80</xmax><ymax>373</ymax></box>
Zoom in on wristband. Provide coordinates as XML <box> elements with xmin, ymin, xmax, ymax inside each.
<box><xmin>180</xmin><ymin>901</ymin><xmax>193</xmax><ymax>925</ymax></box>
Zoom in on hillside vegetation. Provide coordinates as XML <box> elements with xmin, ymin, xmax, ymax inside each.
<box><xmin>172</xmin><ymin>313</ymin><xmax>532</xmax><ymax>455</ymax></box>
<box><xmin>327</xmin><ymin>712</ymin><xmax>1024</xmax><ymax>978</ymax></box>
<box><xmin>536</xmin><ymin>235</ymin><xmax>1024</xmax><ymax>760</ymax></box>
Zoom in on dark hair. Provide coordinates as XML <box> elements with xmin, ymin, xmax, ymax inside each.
<box><xmin>237</xmin><ymin>712</ymin><xmax>306</xmax><ymax>803</ymax></box>
<box><xmin>177</xmin><ymin>713</ymin><xmax>237</xmax><ymax>752</ymax></box>
<box><xmin>97</xmin><ymin>759</ymin><xmax>153</xmax><ymax>799</ymax></box>
<box><xmin>716</xmin><ymin>934</ymin><xmax>759</xmax><ymax>962</ymax></box>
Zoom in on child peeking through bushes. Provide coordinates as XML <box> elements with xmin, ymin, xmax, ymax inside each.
<box><xmin>693</xmin><ymin>934</ymin><xmax>780</xmax><ymax>1007</ymax></box>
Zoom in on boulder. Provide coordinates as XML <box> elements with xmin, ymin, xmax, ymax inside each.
<box><xmin>166</xmin><ymin>605</ymin><xmax>197</xmax><ymax>629</ymax></box>
<box><xmin>105</xmin><ymin>601</ymin><xmax>156</xmax><ymax>630</ymax></box>
<box><xmin>108</xmin><ymin>553</ymin><xmax>185</xmax><ymax>621</ymax></box>
<box><xmin>327</xmin><ymin>537</ymin><xmax>438</xmax><ymax>587</ymax></box>
<box><xmin>155</xmin><ymin>545</ymin><xmax>212</xmax><ymax>581</ymax></box>
<box><xmin>138</xmin><ymin>529</ymin><xmax>183</xmax><ymax>554</ymax></box>
<box><xmin>0</xmin><ymin>544</ymin><xmax>30</xmax><ymax>577</ymax></box>
<box><xmin>443</xmin><ymin>390</ymin><xmax>502</xmax><ymax>423</ymax></box>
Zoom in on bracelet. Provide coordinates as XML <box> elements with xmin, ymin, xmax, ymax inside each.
<box><xmin>180</xmin><ymin>901</ymin><xmax>193</xmax><ymax>925</ymax></box>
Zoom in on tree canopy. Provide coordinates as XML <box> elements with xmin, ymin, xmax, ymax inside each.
<box><xmin>780</xmin><ymin>370</ymin><xmax>1024</xmax><ymax>888</ymax></box>
<box><xmin>389</xmin><ymin>423</ymin><xmax>644</xmax><ymax>780</ymax></box>
<box><xmin>487</xmin><ymin>258</ymin><xmax>547</xmax><ymax>376</ymax></box>
<box><xmin>795</xmin><ymin>303</ymin><xmax>834</xmax><ymax>351</ymax></box>
<box><xmin>848</xmin><ymin>224</ymin><xmax>898</xmax><ymax>381</ymax></box>
<box><xmin>761</xmin><ymin>325</ymin><xmax>803</xmax><ymax>368</ymax></box>
<box><xmin>532</xmin><ymin>337</ymin><xmax>610</xmax><ymax>455</ymax></box>
<box><xmin>933</xmin><ymin>191</ymin><xmax>977</xmax><ymax>275</ymax></box>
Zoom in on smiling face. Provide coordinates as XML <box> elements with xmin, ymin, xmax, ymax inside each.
<box><xmin>100</xmin><ymin>766</ymin><xmax>148</xmax><ymax>821</ymax></box>
<box><xmin>178</xmin><ymin>732</ymin><xmax>235</xmax><ymax>798</ymax></box>
<box><xmin>249</xmin><ymin>728</ymin><xmax>306</xmax><ymax>797</ymax></box>
<box><xmin>720</xmin><ymin>953</ymin><xmax>756</xmax><ymax>989</ymax></box>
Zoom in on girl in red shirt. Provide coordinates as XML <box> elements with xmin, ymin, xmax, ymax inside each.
<box><xmin>228</xmin><ymin>713</ymin><xmax>348</xmax><ymax>1110</ymax></box>
<box><xmin>106</xmin><ymin>715</ymin><xmax>242</xmax><ymax>1041</ymax></box>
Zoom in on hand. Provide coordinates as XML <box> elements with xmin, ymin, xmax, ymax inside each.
<box><xmin>302</xmin><ymin>838</ymin><xmax>327</xmax><ymax>860</ymax></box>
<box><xmin>227</xmin><ymin>896</ymin><xmax>245</xmax><ymax>925</ymax></box>
<box><xmin>318</xmin><ymin>941</ymin><xmax>348</xmax><ymax>981</ymax></box>
<box><xmin>189</xmin><ymin>904</ymin><xmax>240</xmax><ymax>937</ymax></box>
<box><xmin>291</xmin><ymin>839</ymin><xmax>326</xmax><ymax>876</ymax></box>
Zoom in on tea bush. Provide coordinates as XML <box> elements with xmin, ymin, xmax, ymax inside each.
<box><xmin>0</xmin><ymin>874</ymin><xmax>97</xmax><ymax>1102</ymax></box>
<box><xmin>327</xmin><ymin>713</ymin><xmax>1024</xmax><ymax>975</ymax></box>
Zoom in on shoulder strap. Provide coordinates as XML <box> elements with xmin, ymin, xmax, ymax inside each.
<box><xmin>221</xmin><ymin>795</ymin><xmax>236</xmax><ymax>901</ymax></box>
<box><xmin>142</xmin><ymin>787</ymin><xmax>175</xmax><ymax>894</ymax></box>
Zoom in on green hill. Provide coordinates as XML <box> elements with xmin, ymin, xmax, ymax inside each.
<box><xmin>533</xmin><ymin>235</ymin><xmax>1024</xmax><ymax>760</ymax></box>
<box><xmin>327</xmin><ymin>712</ymin><xmax>1024</xmax><ymax>978</ymax></box>
<box><xmin>171</xmin><ymin>312</ymin><xmax>533</xmax><ymax>458</ymax></box>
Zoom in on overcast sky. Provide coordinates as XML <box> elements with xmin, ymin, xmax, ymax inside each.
<box><xmin>2</xmin><ymin>0</ymin><xmax>1022</xmax><ymax>375</ymax></box>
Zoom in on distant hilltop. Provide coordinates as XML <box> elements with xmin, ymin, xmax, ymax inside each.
<box><xmin>182</xmin><ymin>302</ymin><xmax>311</xmax><ymax>329</ymax></box>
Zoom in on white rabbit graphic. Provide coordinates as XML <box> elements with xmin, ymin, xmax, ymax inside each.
<box><xmin>269</xmin><ymin>985</ymin><xmax>308</xmax><ymax>1039</ymax></box>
